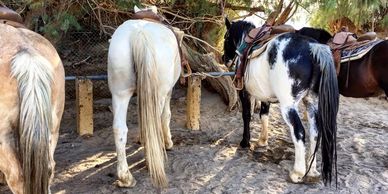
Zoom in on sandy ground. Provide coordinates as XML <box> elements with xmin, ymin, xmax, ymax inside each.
<box><xmin>1</xmin><ymin>87</ymin><xmax>387</xmax><ymax>194</ymax></box>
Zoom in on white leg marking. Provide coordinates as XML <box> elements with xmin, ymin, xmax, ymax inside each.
<box><xmin>161</xmin><ymin>92</ymin><xmax>173</xmax><ymax>150</ymax></box>
<box><xmin>112</xmin><ymin>91</ymin><xmax>136</xmax><ymax>187</ymax></box>
<box><xmin>258</xmin><ymin>115</ymin><xmax>269</xmax><ymax>147</ymax></box>
<box><xmin>280</xmin><ymin>106</ymin><xmax>306</xmax><ymax>183</ymax></box>
<box><xmin>304</xmin><ymin>96</ymin><xmax>320</xmax><ymax>181</ymax></box>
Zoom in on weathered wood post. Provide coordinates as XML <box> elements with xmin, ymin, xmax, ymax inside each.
<box><xmin>75</xmin><ymin>78</ymin><xmax>94</xmax><ymax>136</ymax></box>
<box><xmin>186</xmin><ymin>76</ymin><xmax>201</xmax><ymax>130</ymax></box>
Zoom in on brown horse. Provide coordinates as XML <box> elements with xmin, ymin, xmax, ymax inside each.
<box><xmin>0</xmin><ymin>23</ymin><xmax>65</xmax><ymax>194</ymax></box>
<box><xmin>297</xmin><ymin>27</ymin><xmax>388</xmax><ymax>97</ymax></box>
<box><xmin>337</xmin><ymin>40</ymin><xmax>388</xmax><ymax>97</ymax></box>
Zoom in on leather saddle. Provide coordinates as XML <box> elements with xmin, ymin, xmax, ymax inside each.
<box><xmin>234</xmin><ymin>24</ymin><xmax>295</xmax><ymax>89</ymax></box>
<box><xmin>244</xmin><ymin>24</ymin><xmax>295</xmax><ymax>59</ymax></box>
<box><xmin>329</xmin><ymin>31</ymin><xmax>378</xmax><ymax>74</ymax></box>
<box><xmin>132</xmin><ymin>10</ymin><xmax>164</xmax><ymax>23</ymax></box>
<box><xmin>0</xmin><ymin>7</ymin><xmax>25</xmax><ymax>28</ymax></box>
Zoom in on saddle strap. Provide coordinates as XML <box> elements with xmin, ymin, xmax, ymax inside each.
<box><xmin>239</xmin><ymin>25</ymin><xmax>272</xmax><ymax>76</ymax></box>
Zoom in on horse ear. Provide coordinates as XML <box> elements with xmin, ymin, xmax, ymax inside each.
<box><xmin>134</xmin><ymin>5</ymin><xmax>141</xmax><ymax>13</ymax></box>
<box><xmin>225</xmin><ymin>17</ymin><xmax>231</xmax><ymax>29</ymax></box>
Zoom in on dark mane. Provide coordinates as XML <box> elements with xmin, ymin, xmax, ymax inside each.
<box><xmin>227</xmin><ymin>20</ymin><xmax>256</xmax><ymax>44</ymax></box>
<box><xmin>223</xmin><ymin>20</ymin><xmax>255</xmax><ymax>63</ymax></box>
<box><xmin>296</xmin><ymin>27</ymin><xmax>332</xmax><ymax>44</ymax></box>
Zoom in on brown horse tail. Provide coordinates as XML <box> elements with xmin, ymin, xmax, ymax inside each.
<box><xmin>11</xmin><ymin>49</ymin><xmax>54</xmax><ymax>194</ymax></box>
<box><xmin>310</xmin><ymin>43</ymin><xmax>340</xmax><ymax>186</ymax></box>
<box><xmin>130</xmin><ymin>28</ymin><xmax>167</xmax><ymax>187</ymax></box>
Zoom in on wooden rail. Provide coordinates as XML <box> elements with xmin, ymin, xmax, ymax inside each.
<box><xmin>66</xmin><ymin>72</ymin><xmax>235</xmax><ymax>135</ymax></box>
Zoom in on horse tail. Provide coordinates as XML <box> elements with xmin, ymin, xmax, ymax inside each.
<box><xmin>310</xmin><ymin>43</ymin><xmax>339</xmax><ymax>185</ymax></box>
<box><xmin>130</xmin><ymin>28</ymin><xmax>167</xmax><ymax>187</ymax></box>
<box><xmin>11</xmin><ymin>49</ymin><xmax>53</xmax><ymax>194</ymax></box>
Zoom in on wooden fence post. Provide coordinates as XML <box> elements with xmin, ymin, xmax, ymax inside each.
<box><xmin>186</xmin><ymin>76</ymin><xmax>201</xmax><ymax>130</ymax></box>
<box><xmin>75</xmin><ymin>78</ymin><xmax>94</xmax><ymax>136</ymax></box>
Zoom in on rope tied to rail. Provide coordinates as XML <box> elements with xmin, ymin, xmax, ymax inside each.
<box><xmin>179</xmin><ymin>61</ymin><xmax>233</xmax><ymax>84</ymax></box>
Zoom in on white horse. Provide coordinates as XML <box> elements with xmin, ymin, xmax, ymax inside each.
<box><xmin>108</xmin><ymin>6</ymin><xmax>181</xmax><ymax>188</ymax></box>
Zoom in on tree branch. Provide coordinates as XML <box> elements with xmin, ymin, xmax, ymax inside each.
<box><xmin>266</xmin><ymin>0</ymin><xmax>284</xmax><ymax>25</ymax></box>
<box><xmin>275</xmin><ymin>0</ymin><xmax>296</xmax><ymax>25</ymax></box>
<box><xmin>224</xmin><ymin>3</ymin><xmax>265</xmax><ymax>12</ymax></box>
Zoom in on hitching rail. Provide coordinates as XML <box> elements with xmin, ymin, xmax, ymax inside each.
<box><xmin>67</xmin><ymin>71</ymin><xmax>235</xmax><ymax>135</ymax></box>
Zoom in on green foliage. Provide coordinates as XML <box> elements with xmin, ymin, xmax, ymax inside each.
<box><xmin>183</xmin><ymin>0</ymin><xmax>219</xmax><ymax>16</ymax></box>
<box><xmin>41</xmin><ymin>12</ymin><xmax>82</xmax><ymax>39</ymax></box>
<box><xmin>309</xmin><ymin>10</ymin><xmax>331</xmax><ymax>30</ymax></box>
<box><xmin>208</xmin><ymin>24</ymin><xmax>226</xmax><ymax>50</ymax></box>
<box><xmin>382</xmin><ymin>14</ymin><xmax>388</xmax><ymax>27</ymax></box>
<box><xmin>310</xmin><ymin>0</ymin><xmax>386</xmax><ymax>31</ymax></box>
<box><xmin>115</xmin><ymin>0</ymin><xmax>140</xmax><ymax>10</ymax></box>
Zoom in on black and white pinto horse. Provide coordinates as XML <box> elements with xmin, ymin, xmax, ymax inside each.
<box><xmin>223</xmin><ymin>18</ymin><xmax>339</xmax><ymax>184</ymax></box>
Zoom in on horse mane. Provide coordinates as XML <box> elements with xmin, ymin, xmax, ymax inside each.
<box><xmin>228</xmin><ymin>20</ymin><xmax>256</xmax><ymax>43</ymax></box>
<box><xmin>296</xmin><ymin>27</ymin><xmax>332</xmax><ymax>44</ymax></box>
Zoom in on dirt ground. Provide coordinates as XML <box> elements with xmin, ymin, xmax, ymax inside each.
<box><xmin>1</xmin><ymin>86</ymin><xmax>387</xmax><ymax>194</ymax></box>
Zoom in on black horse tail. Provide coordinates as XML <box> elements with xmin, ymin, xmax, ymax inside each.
<box><xmin>310</xmin><ymin>43</ymin><xmax>339</xmax><ymax>186</ymax></box>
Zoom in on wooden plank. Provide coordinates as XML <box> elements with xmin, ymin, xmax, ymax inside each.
<box><xmin>186</xmin><ymin>76</ymin><xmax>201</xmax><ymax>130</ymax></box>
<box><xmin>75</xmin><ymin>78</ymin><xmax>94</xmax><ymax>136</ymax></box>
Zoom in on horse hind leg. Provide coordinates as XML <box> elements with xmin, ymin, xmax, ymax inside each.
<box><xmin>302</xmin><ymin>94</ymin><xmax>321</xmax><ymax>183</ymax></box>
<box><xmin>161</xmin><ymin>91</ymin><xmax>173</xmax><ymax>150</ymax></box>
<box><xmin>0</xmin><ymin>136</ymin><xmax>24</xmax><ymax>194</ymax></box>
<box><xmin>279</xmin><ymin>102</ymin><xmax>306</xmax><ymax>183</ymax></box>
<box><xmin>112</xmin><ymin>89</ymin><xmax>136</xmax><ymax>187</ymax></box>
<box><xmin>48</xmin><ymin>107</ymin><xmax>63</xmax><ymax>189</ymax></box>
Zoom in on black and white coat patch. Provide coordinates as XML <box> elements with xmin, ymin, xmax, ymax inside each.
<box><xmin>224</xmin><ymin>19</ymin><xmax>339</xmax><ymax>185</ymax></box>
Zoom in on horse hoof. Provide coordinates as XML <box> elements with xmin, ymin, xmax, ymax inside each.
<box><xmin>165</xmin><ymin>140</ymin><xmax>173</xmax><ymax>151</ymax></box>
<box><xmin>116</xmin><ymin>177</ymin><xmax>137</xmax><ymax>188</ymax></box>
<box><xmin>289</xmin><ymin>170</ymin><xmax>304</xmax><ymax>183</ymax></box>
<box><xmin>116</xmin><ymin>171</ymin><xmax>137</xmax><ymax>188</ymax></box>
<box><xmin>305</xmin><ymin>175</ymin><xmax>320</xmax><ymax>183</ymax></box>
<box><xmin>305</xmin><ymin>170</ymin><xmax>320</xmax><ymax>183</ymax></box>
<box><xmin>240</xmin><ymin>140</ymin><xmax>250</xmax><ymax>148</ymax></box>
<box><xmin>257</xmin><ymin>139</ymin><xmax>268</xmax><ymax>147</ymax></box>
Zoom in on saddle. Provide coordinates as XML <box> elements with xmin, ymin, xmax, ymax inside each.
<box><xmin>249</xmin><ymin>25</ymin><xmax>295</xmax><ymax>59</ymax></box>
<box><xmin>329</xmin><ymin>31</ymin><xmax>378</xmax><ymax>74</ymax></box>
<box><xmin>132</xmin><ymin>10</ymin><xmax>164</xmax><ymax>23</ymax></box>
<box><xmin>0</xmin><ymin>7</ymin><xmax>25</xmax><ymax>28</ymax></box>
<box><xmin>235</xmin><ymin>24</ymin><xmax>295</xmax><ymax>89</ymax></box>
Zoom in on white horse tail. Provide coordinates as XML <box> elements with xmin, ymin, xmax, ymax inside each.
<box><xmin>310</xmin><ymin>43</ymin><xmax>339</xmax><ymax>185</ymax></box>
<box><xmin>131</xmin><ymin>28</ymin><xmax>167</xmax><ymax>187</ymax></box>
<box><xmin>11</xmin><ymin>49</ymin><xmax>53</xmax><ymax>194</ymax></box>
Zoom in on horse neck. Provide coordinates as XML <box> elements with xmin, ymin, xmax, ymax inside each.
<box><xmin>298</xmin><ymin>27</ymin><xmax>332</xmax><ymax>44</ymax></box>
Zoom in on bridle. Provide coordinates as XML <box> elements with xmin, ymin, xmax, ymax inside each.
<box><xmin>224</xmin><ymin>29</ymin><xmax>239</xmax><ymax>68</ymax></box>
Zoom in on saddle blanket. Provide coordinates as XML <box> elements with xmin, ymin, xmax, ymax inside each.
<box><xmin>341</xmin><ymin>39</ymin><xmax>382</xmax><ymax>63</ymax></box>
